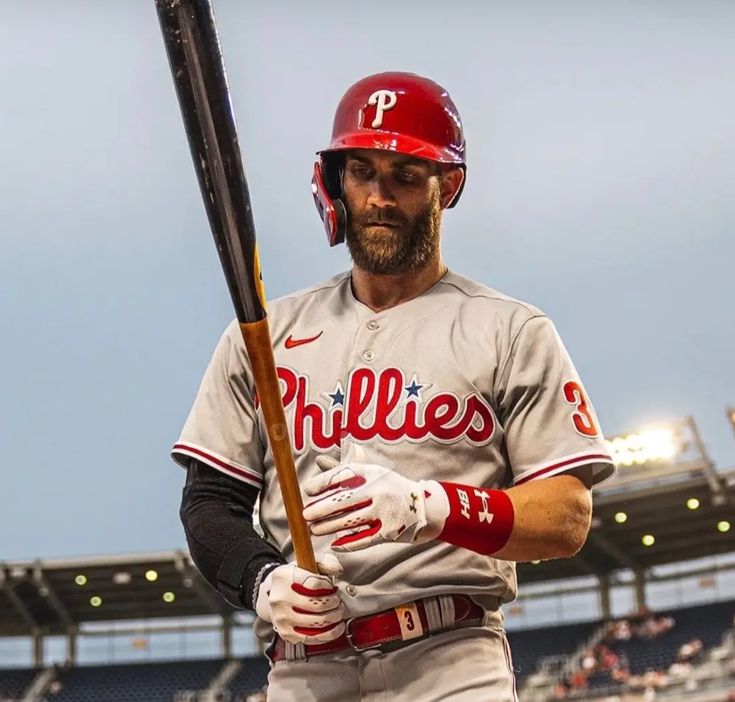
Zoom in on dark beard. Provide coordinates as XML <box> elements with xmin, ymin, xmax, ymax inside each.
<box><xmin>344</xmin><ymin>197</ymin><xmax>441</xmax><ymax>275</ymax></box>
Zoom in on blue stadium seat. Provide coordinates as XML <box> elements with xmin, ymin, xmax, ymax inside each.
<box><xmin>607</xmin><ymin>599</ymin><xmax>735</xmax><ymax>676</ymax></box>
<box><xmin>586</xmin><ymin>669</ymin><xmax>618</xmax><ymax>690</ymax></box>
<box><xmin>52</xmin><ymin>659</ymin><xmax>224</xmax><ymax>702</ymax></box>
<box><xmin>0</xmin><ymin>667</ymin><xmax>38</xmax><ymax>700</ymax></box>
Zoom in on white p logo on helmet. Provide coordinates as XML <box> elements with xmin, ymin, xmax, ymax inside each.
<box><xmin>367</xmin><ymin>90</ymin><xmax>398</xmax><ymax>128</ymax></box>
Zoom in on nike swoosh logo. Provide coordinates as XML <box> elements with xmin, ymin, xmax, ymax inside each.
<box><xmin>284</xmin><ymin>331</ymin><xmax>323</xmax><ymax>349</ymax></box>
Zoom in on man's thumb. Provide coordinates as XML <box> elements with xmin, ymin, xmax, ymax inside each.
<box><xmin>316</xmin><ymin>552</ymin><xmax>343</xmax><ymax>577</ymax></box>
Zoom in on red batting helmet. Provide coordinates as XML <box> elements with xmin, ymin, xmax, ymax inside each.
<box><xmin>312</xmin><ymin>72</ymin><xmax>467</xmax><ymax>246</ymax></box>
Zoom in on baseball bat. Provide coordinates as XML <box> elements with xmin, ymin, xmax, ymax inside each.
<box><xmin>155</xmin><ymin>0</ymin><xmax>317</xmax><ymax>573</ymax></box>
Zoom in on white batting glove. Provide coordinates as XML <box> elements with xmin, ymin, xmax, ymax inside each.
<box><xmin>255</xmin><ymin>553</ymin><xmax>346</xmax><ymax>645</ymax></box>
<box><xmin>302</xmin><ymin>457</ymin><xmax>450</xmax><ymax>552</ymax></box>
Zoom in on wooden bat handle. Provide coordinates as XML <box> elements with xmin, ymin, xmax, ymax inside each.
<box><xmin>239</xmin><ymin>319</ymin><xmax>318</xmax><ymax>573</ymax></box>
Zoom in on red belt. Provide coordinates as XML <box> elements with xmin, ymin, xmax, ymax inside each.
<box><xmin>269</xmin><ymin>594</ymin><xmax>484</xmax><ymax>661</ymax></box>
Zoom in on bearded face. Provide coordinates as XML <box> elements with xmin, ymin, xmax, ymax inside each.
<box><xmin>344</xmin><ymin>180</ymin><xmax>443</xmax><ymax>276</ymax></box>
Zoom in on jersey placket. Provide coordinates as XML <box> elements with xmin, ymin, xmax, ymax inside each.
<box><xmin>340</xmin><ymin>307</ymin><xmax>386</xmax><ymax>461</ymax></box>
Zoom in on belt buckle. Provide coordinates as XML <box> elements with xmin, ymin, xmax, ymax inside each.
<box><xmin>344</xmin><ymin>616</ymin><xmax>382</xmax><ymax>653</ymax></box>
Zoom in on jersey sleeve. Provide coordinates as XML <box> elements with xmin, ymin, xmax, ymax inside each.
<box><xmin>496</xmin><ymin>315</ymin><xmax>615</xmax><ymax>488</ymax></box>
<box><xmin>171</xmin><ymin>321</ymin><xmax>265</xmax><ymax>490</ymax></box>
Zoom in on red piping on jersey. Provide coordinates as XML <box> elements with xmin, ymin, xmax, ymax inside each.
<box><xmin>514</xmin><ymin>453</ymin><xmax>613</xmax><ymax>485</ymax></box>
<box><xmin>172</xmin><ymin>443</ymin><xmax>263</xmax><ymax>486</ymax></box>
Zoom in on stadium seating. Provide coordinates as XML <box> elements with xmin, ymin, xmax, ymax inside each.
<box><xmin>507</xmin><ymin>620</ymin><xmax>598</xmax><ymax>681</ymax></box>
<box><xmin>226</xmin><ymin>656</ymin><xmax>270</xmax><ymax>697</ymax></box>
<box><xmin>0</xmin><ymin>625</ymin><xmax>609</xmax><ymax>700</ymax></box>
<box><xmin>51</xmin><ymin>659</ymin><xmax>224</xmax><ymax>702</ymax></box>
<box><xmin>0</xmin><ymin>667</ymin><xmax>37</xmax><ymax>700</ymax></box>
<box><xmin>567</xmin><ymin>598</ymin><xmax>735</xmax><ymax>698</ymax></box>
<box><xmin>1</xmin><ymin>599</ymin><xmax>732</xmax><ymax>701</ymax></box>
<box><xmin>585</xmin><ymin>668</ymin><xmax>616</xmax><ymax>690</ymax></box>
<box><xmin>604</xmin><ymin>599</ymin><xmax>735</xmax><ymax>677</ymax></box>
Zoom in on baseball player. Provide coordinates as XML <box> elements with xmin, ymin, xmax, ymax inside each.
<box><xmin>173</xmin><ymin>72</ymin><xmax>616</xmax><ymax>701</ymax></box>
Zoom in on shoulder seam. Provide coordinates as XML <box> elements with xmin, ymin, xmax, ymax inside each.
<box><xmin>438</xmin><ymin>278</ymin><xmax>539</xmax><ymax>316</ymax></box>
<box><xmin>272</xmin><ymin>272</ymin><xmax>350</xmax><ymax>304</ymax></box>
<box><xmin>493</xmin><ymin>314</ymin><xmax>549</xmax><ymax>400</ymax></box>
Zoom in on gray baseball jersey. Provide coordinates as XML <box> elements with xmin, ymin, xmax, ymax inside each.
<box><xmin>172</xmin><ymin>269</ymin><xmax>615</xmax><ymax>633</ymax></box>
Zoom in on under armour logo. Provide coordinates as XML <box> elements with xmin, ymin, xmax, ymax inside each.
<box><xmin>474</xmin><ymin>489</ymin><xmax>493</xmax><ymax>524</ymax></box>
<box><xmin>367</xmin><ymin>89</ymin><xmax>397</xmax><ymax>128</ymax></box>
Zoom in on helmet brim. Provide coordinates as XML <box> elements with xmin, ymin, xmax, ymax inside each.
<box><xmin>318</xmin><ymin>130</ymin><xmax>464</xmax><ymax>166</ymax></box>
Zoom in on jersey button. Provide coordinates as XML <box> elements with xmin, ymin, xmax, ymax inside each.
<box><xmin>346</xmin><ymin>585</ymin><xmax>358</xmax><ymax>596</ymax></box>
<box><xmin>366</xmin><ymin>320</ymin><xmax>380</xmax><ymax>331</ymax></box>
<box><xmin>362</xmin><ymin>350</ymin><xmax>375</xmax><ymax>362</ymax></box>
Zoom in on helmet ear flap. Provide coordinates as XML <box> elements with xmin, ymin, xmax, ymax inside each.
<box><xmin>311</xmin><ymin>155</ymin><xmax>347</xmax><ymax>247</ymax></box>
<box><xmin>321</xmin><ymin>152</ymin><xmax>345</xmax><ymax>199</ymax></box>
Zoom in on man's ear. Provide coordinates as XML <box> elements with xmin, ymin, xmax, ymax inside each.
<box><xmin>440</xmin><ymin>167</ymin><xmax>465</xmax><ymax>209</ymax></box>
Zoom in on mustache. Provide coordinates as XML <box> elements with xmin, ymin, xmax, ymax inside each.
<box><xmin>352</xmin><ymin>209</ymin><xmax>407</xmax><ymax>228</ymax></box>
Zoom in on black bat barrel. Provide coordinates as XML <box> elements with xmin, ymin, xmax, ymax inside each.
<box><xmin>155</xmin><ymin>0</ymin><xmax>266</xmax><ymax>323</ymax></box>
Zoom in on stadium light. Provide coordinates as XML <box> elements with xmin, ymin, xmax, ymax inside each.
<box><xmin>687</xmin><ymin>498</ymin><xmax>700</xmax><ymax>510</ymax></box>
<box><xmin>642</xmin><ymin>534</ymin><xmax>655</xmax><ymax>547</ymax></box>
<box><xmin>606</xmin><ymin>427</ymin><xmax>679</xmax><ymax>467</ymax></box>
<box><xmin>718</xmin><ymin>521</ymin><xmax>731</xmax><ymax>533</ymax></box>
<box><xmin>614</xmin><ymin>512</ymin><xmax>628</xmax><ymax>524</ymax></box>
<box><xmin>90</xmin><ymin>596</ymin><xmax>102</xmax><ymax>607</ymax></box>
<box><xmin>75</xmin><ymin>574</ymin><xmax>87</xmax><ymax>586</ymax></box>
<box><xmin>145</xmin><ymin>569</ymin><xmax>159</xmax><ymax>582</ymax></box>
<box><xmin>163</xmin><ymin>592</ymin><xmax>176</xmax><ymax>603</ymax></box>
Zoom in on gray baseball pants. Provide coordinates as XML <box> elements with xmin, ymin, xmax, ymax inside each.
<box><xmin>265</xmin><ymin>620</ymin><xmax>519</xmax><ymax>702</ymax></box>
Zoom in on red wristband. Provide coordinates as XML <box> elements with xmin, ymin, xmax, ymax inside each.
<box><xmin>437</xmin><ymin>482</ymin><xmax>514</xmax><ymax>555</ymax></box>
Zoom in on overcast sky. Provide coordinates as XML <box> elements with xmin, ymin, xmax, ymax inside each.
<box><xmin>1</xmin><ymin>0</ymin><xmax>733</xmax><ymax>561</ymax></box>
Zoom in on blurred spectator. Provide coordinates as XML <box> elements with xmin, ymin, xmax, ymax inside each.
<box><xmin>667</xmin><ymin>660</ymin><xmax>692</xmax><ymax>679</ymax></box>
<box><xmin>569</xmin><ymin>670</ymin><xmax>587</xmax><ymax>691</ymax></box>
<box><xmin>677</xmin><ymin>637</ymin><xmax>703</xmax><ymax>663</ymax></box>
<box><xmin>580</xmin><ymin>648</ymin><xmax>596</xmax><ymax>671</ymax></box>
<box><xmin>604</xmin><ymin>609</ymin><xmax>676</xmax><ymax>645</ymax></box>
<box><xmin>597</xmin><ymin>644</ymin><xmax>620</xmax><ymax>671</ymax></box>
<box><xmin>552</xmin><ymin>679</ymin><xmax>569</xmax><ymax>699</ymax></box>
<box><xmin>569</xmin><ymin>639</ymin><xmax>631</xmax><ymax>690</ymax></box>
<box><xmin>637</xmin><ymin>614</ymin><xmax>675</xmax><ymax>640</ymax></box>
<box><xmin>610</xmin><ymin>619</ymin><xmax>632</xmax><ymax>641</ymax></box>
<box><xmin>643</xmin><ymin>669</ymin><xmax>667</xmax><ymax>689</ymax></box>
<box><xmin>628</xmin><ymin>668</ymin><xmax>667</xmax><ymax>693</ymax></box>
<box><xmin>611</xmin><ymin>665</ymin><xmax>631</xmax><ymax>684</ymax></box>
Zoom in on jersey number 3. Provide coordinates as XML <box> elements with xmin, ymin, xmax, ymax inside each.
<box><xmin>563</xmin><ymin>381</ymin><xmax>599</xmax><ymax>437</ymax></box>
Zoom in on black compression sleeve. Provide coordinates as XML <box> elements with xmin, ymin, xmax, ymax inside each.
<box><xmin>180</xmin><ymin>460</ymin><xmax>286</xmax><ymax>610</ymax></box>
